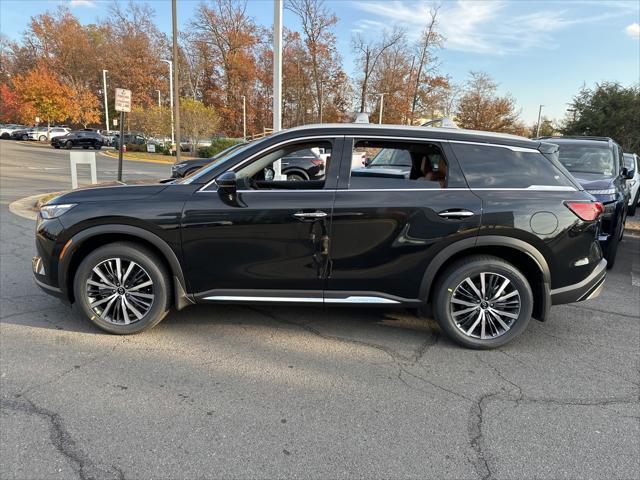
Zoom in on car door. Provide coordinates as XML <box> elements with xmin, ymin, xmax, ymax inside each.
<box><xmin>181</xmin><ymin>136</ymin><xmax>343</xmax><ymax>301</ymax></box>
<box><xmin>326</xmin><ymin>136</ymin><xmax>482</xmax><ymax>303</ymax></box>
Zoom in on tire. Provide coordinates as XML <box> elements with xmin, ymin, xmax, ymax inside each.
<box><xmin>82</xmin><ymin>146</ymin><xmax>89</xmax><ymax>149</ymax></box>
<box><xmin>73</xmin><ymin>242</ymin><xmax>171</xmax><ymax>334</ymax></box>
<box><xmin>66</xmin><ymin>140</ymin><xmax>73</xmax><ymax>149</ymax></box>
<box><xmin>0</xmin><ymin>133</ymin><xmax>9</xmax><ymax>139</ymax></box>
<box><xmin>432</xmin><ymin>255</ymin><xmax>533</xmax><ymax>349</ymax></box>
<box><xmin>94</xmin><ymin>145</ymin><xmax>102</xmax><ymax>150</ymax></box>
<box><xmin>287</xmin><ymin>173</ymin><xmax>305</xmax><ymax>181</ymax></box>
<box><xmin>604</xmin><ymin>223</ymin><xmax>621</xmax><ymax>270</ymax></box>
<box><xmin>39</xmin><ymin>135</ymin><xmax>47</xmax><ymax>142</ymax></box>
<box><xmin>629</xmin><ymin>190</ymin><xmax>639</xmax><ymax>216</ymax></box>
<box><xmin>21</xmin><ymin>134</ymin><xmax>29</xmax><ymax>140</ymax></box>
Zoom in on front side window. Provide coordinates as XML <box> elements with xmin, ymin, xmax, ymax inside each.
<box><xmin>556</xmin><ymin>143</ymin><xmax>616</xmax><ymax>178</ymax></box>
<box><xmin>623</xmin><ymin>153</ymin><xmax>636</xmax><ymax>171</ymax></box>
<box><xmin>235</xmin><ymin>141</ymin><xmax>332</xmax><ymax>190</ymax></box>
<box><xmin>350</xmin><ymin>140</ymin><xmax>449</xmax><ymax>189</ymax></box>
<box><xmin>452</xmin><ymin>143</ymin><xmax>575</xmax><ymax>189</ymax></box>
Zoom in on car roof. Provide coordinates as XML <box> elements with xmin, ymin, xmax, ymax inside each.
<box><xmin>536</xmin><ymin>135</ymin><xmax>615</xmax><ymax>146</ymax></box>
<box><xmin>273</xmin><ymin>123</ymin><xmax>541</xmax><ymax>149</ymax></box>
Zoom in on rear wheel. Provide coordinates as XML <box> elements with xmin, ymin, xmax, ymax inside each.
<box><xmin>433</xmin><ymin>255</ymin><xmax>533</xmax><ymax>349</ymax></box>
<box><xmin>65</xmin><ymin>140</ymin><xmax>73</xmax><ymax>149</ymax></box>
<box><xmin>0</xmin><ymin>133</ymin><xmax>9</xmax><ymax>139</ymax></box>
<box><xmin>39</xmin><ymin>135</ymin><xmax>47</xmax><ymax>142</ymax></box>
<box><xmin>287</xmin><ymin>173</ymin><xmax>305</xmax><ymax>181</ymax></box>
<box><xmin>21</xmin><ymin>134</ymin><xmax>28</xmax><ymax>140</ymax></box>
<box><xmin>73</xmin><ymin>242</ymin><xmax>171</xmax><ymax>334</ymax></box>
<box><xmin>604</xmin><ymin>222</ymin><xmax>622</xmax><ymax>269</ymax></box>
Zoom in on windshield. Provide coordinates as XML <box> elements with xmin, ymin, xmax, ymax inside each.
<box><xmin>368</xmin><ymin>148</ymin><xmax>412</xmax><ymax>167</ymax></box>
<box><xmin>556</xmin><ymin>143</ymin><xmax>616</xmax><ymax>177</ymax></box>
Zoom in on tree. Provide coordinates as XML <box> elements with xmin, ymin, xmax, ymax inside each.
<box><xmin>352</xmin><ymin>27</ymin><xmax>405</xmax><ymax>113</ymax></box>
<box><xmin>129</xmin><ymin>105</ymin><xmax>171</xmax><ymax>140</ymax></box>
<box><xmin>69</xmin><ymin>85</ymin><xmax>101</xmax><ymax>128</ymax></box>
<box><xmin>0</xmin><ymin>83</ymin><xmax>23</xmax><ymax>123</ymax></box>
<box><xmin>529</xmin><ymin>117</ymin><xmax>557</xmax><ymax>138</ymax></box>
<box><xmin>562</xmin><ymin>82</ymin><xmax>640</xmax><ymax>153</ymax></box>
<box><xmin>456</xmin><ymin>71</ymin><xmax>524</xmax><ymax>134</ymax></box>
<box><xmin>12</xmin><ymin>63</ymin><xmax>73</xmax><ymax>132</ymax></box>
<box><xmin>180</xmin><ymin>98</ymin><xmax>220</xmax><ymax>152</ymax></box>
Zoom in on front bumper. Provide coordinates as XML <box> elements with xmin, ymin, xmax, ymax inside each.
<box><xmin>550</xmin><ymin>258</ymin><xmax>607</xmax><ymax>305</ymax></box>
<box><xmin>32</xmin><ymin>256</ymin><xmax>65</xmax><ymax>299</ymax></box>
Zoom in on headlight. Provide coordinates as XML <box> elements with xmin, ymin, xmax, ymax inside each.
<box><xmin>39</xmin><ymin>204</ymin><xmax>76</xmax><ymax>219</ymax></box>
<box><xmin>587</xmin><ymin>188</ymin><xmax>616</xmax><ymax>195</ymax></box>
<box><xmin>175</xmin><ymin>163</ymin><xmax>187</xmax><ymax>168</ymax></box>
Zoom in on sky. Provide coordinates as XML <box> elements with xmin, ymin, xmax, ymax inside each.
<box><xmin>1</xmin><ymin>0</ymin><xmax>639</xmax><ymax>124</ymax></box>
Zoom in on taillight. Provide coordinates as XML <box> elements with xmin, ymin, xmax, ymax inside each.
<box><xmin>565</xmin><ymin>201</ymin><xmax>604</xmax><ymax>221</ymax></box>
<box><xmin>311</xmin><ymin>158</ymin><xmax>323</xmax><ymax>166</ymax></box>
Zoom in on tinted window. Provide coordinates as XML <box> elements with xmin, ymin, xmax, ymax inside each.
<box><xmin>556</xmin><ymin>143</ymin><xmax>616</xmax><ymax>177</ymax></box>
<box><xmin>623</xmin><ymin>154</ymin><xmax>636</xmax><ymax>170</ymax></box>
<box><xmin>350</xmin><ymin>140</ymin><xmax>449</xmax><ymax>189</ymax></box>
<box><xmin>452</xmin><ymin>143</ymin><xmax>574</xmax><ymax>189</ymax></box>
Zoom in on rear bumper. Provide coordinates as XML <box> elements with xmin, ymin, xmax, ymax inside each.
<box><xmin>550</xmin><ymin>259</ymin><xmax>607</xmax><ymax>305</ymax></box>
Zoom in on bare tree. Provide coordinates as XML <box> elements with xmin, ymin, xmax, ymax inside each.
<box><xmin>352</xmin><ymin>27</ymin><xmax>405</xmax><ymax>113</ymax></box>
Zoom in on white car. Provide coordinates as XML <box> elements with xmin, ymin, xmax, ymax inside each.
<box><xmin>28</xmin><ymin>127</ymin><xmax>71</xmax><ymax>141</ymax></box>
<box><xmin>623</xmin><ymin>153</ymin><xmax>639</xmax><ymax>216</ymax></box>
<box><xmin>0</xmin><ymin>124</ymin><xmax>25</xmax><ymax>139</ymax></box>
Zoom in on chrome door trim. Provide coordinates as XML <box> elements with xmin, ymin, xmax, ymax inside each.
<box><xmin>204</xmin><ymin>295</ymin><xmax>323</xmax><ymax>303</ymax></box>
<box><xmin>324</xmin><ymin>296</ymin><xmax>400</xmax><ymax>304</ymax></box>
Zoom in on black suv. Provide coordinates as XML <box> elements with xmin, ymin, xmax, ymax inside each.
<box><xmin>539</xmin><ymin>136</ymin><xmax>631</xmax><ymax>268</ymax></box>
<box><xmin>34</xmin><ymin>125</ymin><xmax>606</xmax><ymax>348</ymax></box>
<box><xmin>51</xmin><ymin>131</ymin><xmax>104</xmax><ymax>150</ymax></box>
<box><xmin>171</xmin><ymin>143</ymin><xmax>247</xmax><ymax>178</ymax></box>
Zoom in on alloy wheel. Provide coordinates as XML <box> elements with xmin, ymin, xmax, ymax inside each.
<box><xmin>449</xmin><ymin>272</ymin><xmax>521</xmax><ymax>340</ymax></box>
<box><xmin>85</xmin><ymin>258</ymin><xmax>154</xmax><ymax>325</ymax></box>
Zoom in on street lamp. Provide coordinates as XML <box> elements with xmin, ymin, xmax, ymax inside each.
<box><xmin>375</xmin><ymin>93</ymin><xmax>387</xmax><ymax>124</ymax></box>
<box><xmin>535</xmin><ymin>104</ymin><xmax>544</xmax><ymax>137</ymax></box>
<box><xmin>102</xmin><ymin>69</ymin><xmax>109</xmax><ymax>134</ymax></box>
<box><xmin>161</xmin><ymin>59</ymin><xmax>175</xmax><ymax>147</ymax></box>
<box><xmin>241</xmin><ymin>95</ymin><xmax>247</xmax><ymax>141</ymax></box>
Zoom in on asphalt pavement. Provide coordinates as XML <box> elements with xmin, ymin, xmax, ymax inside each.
<box><xmin>1</xmin><ymin>140</ymin><xmax>639</xmax><ymax>480</ymax></box>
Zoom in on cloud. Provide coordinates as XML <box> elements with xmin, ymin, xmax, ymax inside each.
<box><xmin>69</xmin><ymin>0</ymin><xmax>96</xmax><ymax>7</ymax></box>
<box><xmin>352</xmin><ymin>0</ymin><xmax>637</xmax><ymax>55</ymax></box>
<box><xmin>626</xmin><ymin>23</ymin><xmax>640</xmax><ymax>39</ymax></box>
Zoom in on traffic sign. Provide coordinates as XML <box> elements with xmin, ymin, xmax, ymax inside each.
<box><xmin>114</xmin><ymin>88</ymin><xmax>132</xmax><ymax>113</ymax></box>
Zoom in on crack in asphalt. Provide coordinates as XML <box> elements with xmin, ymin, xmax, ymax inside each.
<box><xmin>1</xmin><ymin>397</ymin><xmax>125</xmax><ymax>480</ymax></box>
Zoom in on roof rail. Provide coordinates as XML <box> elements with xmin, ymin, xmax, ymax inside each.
<box><xmin>536</xmin><ymin>135</ymin><xmax>611</xmax><ymax>142</ymax></box>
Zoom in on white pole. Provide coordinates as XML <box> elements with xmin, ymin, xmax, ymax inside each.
<box><xmin>162</xmin><ymin>60</ymin><xmax>175</xmax><ymax>146</ymax></box>
<box><xmin>273</xmin><ymin>0</ymin><xmax>283</xmax><ymax>179</ymax></box>
<box><xmin>102</xmin><ymin>69</ymin><xmax>109</xmax><ymax>134</ymax></box>
<box><xmin>242</xmin><ymin>95</ymin><xmax>247</xmax><ymax>141</ymax></box>
<box><xmin>156</xmin><ymin>89</ymin><xmax>161</xmax><ymax>107</ymax></box>
<box><xmin>536</xmin><ymin>104</ymin><xmax>544</xmax><ymax>137</ymax></box>
<box><xmin>378</xmin><ymin>93</ymin><xmax>386</xmax><ymax>124</ymax></box>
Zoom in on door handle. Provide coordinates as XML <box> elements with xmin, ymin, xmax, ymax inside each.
<box><xmin>438</xmin><ymin>209</ymin><xmax>475</xmax><ymax>219</ymax></box>
<box><xmin>294</xmin><ymin>211</ymin><xmax>328</xmax><ymax>219</ymax></box>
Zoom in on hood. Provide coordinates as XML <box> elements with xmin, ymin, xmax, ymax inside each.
<box><xmin>48</xmin><ymin>179</ymin><xmax>169</xmax><ymax>204</ymax></box>
<box><xmin>571</xmin><ymin>174</ymin><xmax>614</xmax><ymax>191</ymax></box>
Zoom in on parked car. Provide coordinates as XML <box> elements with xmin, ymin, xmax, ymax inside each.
<box><xmin>10</xmin><ymin>127</ymin><xmax>33</xmax><ymax>140</ymax></box>
<box><xmin>33</xmin><ymin>124</ymin><xmax>607</xmax><ymax>348</ymax></box>
<box><xmin>112</xmin><ymin>133</ymin><xmax>145</xmax><ymax>148</ymax></box>
<box><xmin>51</xmin><ymin>130</ymin><xmax>104</xmax><ymax>150</ymax></box>
<box><xmin>623</xmin><ymin>153</ymin><xmax>639</xmax><ymax>216</ymax></box>
<box><xmin>26</xmin><ymin>126</ymin><xmax>70</xmax><ymax>141</ymax></box>
<box><xmin>0</xmin><ymin>124</ymin><xmax>26</xmax><ymax>139</ymax></box>
<box><xmin>171</xmin><ymin>143</ymin><xmax>247</xmax><ymax>178</ymax></box>
<box><xmin>539</xmin><ymin>136</ymin><xmax>631</xmax><ymax>268</ymax></box>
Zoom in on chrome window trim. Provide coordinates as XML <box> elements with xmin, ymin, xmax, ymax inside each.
<box><xmin>351</xmin><ymin>135</ymin><xmax>539</xmax><ymax>153</ymax></box>
<box><xmin>448</xmin><ymin>140</ymin><xmax>539</xmax><ymax>153</ymax></box>
<box><xmin>324</xmin><ymin>296</ymin><xmax>400</xmax><ymax>304</ymax></box>
<box><xmin>198</xmin><ymin>135</ymin><xmax>339</xmax><ymax>192</ymax></box>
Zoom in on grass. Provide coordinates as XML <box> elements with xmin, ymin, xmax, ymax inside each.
<box><xmin>35</xmin><ymin>191</ymin><xmax>62</xmax><ymax>209</ymax></box>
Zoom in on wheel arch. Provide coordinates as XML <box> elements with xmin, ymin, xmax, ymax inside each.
<box><xmin>282</xmin><ymin>167</ymin><xmax>309</xmax><ymax>179</ymax></box>
<box><xmin>420</xmin><ymin>236</ymin><xmax>551</xmax><ymax>322</ymax></box>
<box><xmin>60</xmin><ymin>224</ymin><xmax>193</xmax><ymax>310</ymax></box>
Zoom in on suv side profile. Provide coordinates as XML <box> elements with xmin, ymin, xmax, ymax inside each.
<box><xmin>51</xmin><ymin>130</ymin><xmax>104</xmax><ymax>150</ymax></box>
<box><xmin>33</xmin><ymin>125</ymin><xmax>606</xmax><ymax>349</ymax></box>
<box><xmin>539</xmin><ymin>136</ymin><xmax>631</xmax><ymax>268</ymax></box>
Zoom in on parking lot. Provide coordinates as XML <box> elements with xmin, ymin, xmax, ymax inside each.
<box><xmin>1</xmin><ymin>140</ymin><xmax>639</xmax><ymax>479</ymax></box>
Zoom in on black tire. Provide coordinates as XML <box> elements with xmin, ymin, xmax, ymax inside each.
<box><xmin>73</xmin><ymin>242</ymin><xmax>171</xmax><ymax>334</ymax></box>
<box><xmin>21</xmin><ymin>134</ymin><xmax>29</xmax><ymax>140</ymax></box>
<box><xmin>39</xmin><ymin>135</ymin><xmax>47</xmax><ymax>142</ymax></box>
<box><xmin>65</xmin><ymin>140</ymin><xmax>73</xmax><ymax>149</ymax></box>
<box><xmin>629</xmin><ymin>190</ymin><xmax>639</xmax><ymax>216</ymax></box>
<box><xmin>94</xmin><ymin>144</ymin><xmax>102</xmax><ymax>150</ymax></box>
<box><xmin>82</xmin><ymin>145</ymin><xmax>89</xmax><ymax>149</ymax></box>
<box><xmin>604</xmin><ymin>223</ymin><xmax>621</xmax><ymax>270</ymax></box>
<box><xmin>287</xmin><ymin>173</ymin><xmax>305</xmax><ymax>181</ymax></box>
<box><xmin>432</xmin><ymin>255</ymin><xmax>533</xmax><ymax>349</ymax></box>
<box><xmin>0</xmin><ymin>133</ymin><xmax>9</xmax><ymax>139</ymax></box>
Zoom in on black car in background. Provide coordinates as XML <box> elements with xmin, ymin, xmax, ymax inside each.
<box><xmin>171</xmin><ymin>143</ymin><xmax>246</xmax><ymax>178</ymax></box>
<box><xmin>540</xmin><ymin>136</ymin><xmax>631</xmax><ymax>268</ymax></box>
<box><xmin>33</xmin><ymin>124</ymin><xmax>607</xmax><ymax>349</ymax></box>
<box><xmin>51</xmin><ymin>130</ymin><xmax>104</xmax><ymax>150</ymax></box>
<box><xmin>112</xmin><ymin>133</ymin><xmax>145</xmax><ymax>148</ymax></box>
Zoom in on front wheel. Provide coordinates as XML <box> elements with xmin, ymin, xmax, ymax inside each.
<box><xmin>21</xmin><ymin>134</ymin><xmax>29</xmax><ymax>140</ymax></box>
<box><xmin>287</xmin><ymin>173</ymin><xmax>305</xmax><ymax>181</ymax></box>
<box><xmin>39</xmin><ymin>135</ymin><xmax>47</xmax><ymax>142</ymax></box>
<box><xmin>65</xmin><ymin>140</ymin><xmax>73</xmax><ymax>149</ymax></box>
<box><xmin>433</xmin><ymin>255</ymin><xmax>533</xmax><ymax>349</ymax></box>
<box><xmin>73</xmin><ymin>242</ymin><xmax>171</xmax><ymax>334</ymax></box>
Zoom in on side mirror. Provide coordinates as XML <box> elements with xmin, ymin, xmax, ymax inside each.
<box><xmin>622</xmin><ymin>167</ymin><xmax>634</xmax><ymax>180</ymax></box>
<box><xmin>215</xmin><ymin>171</ymin><xmax>237</xmax><ymax>194</ymax></box>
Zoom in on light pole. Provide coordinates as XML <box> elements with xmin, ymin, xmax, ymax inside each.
<box><xmin>241</xmin><ymin>95</ymin><xmax>247</xmax><ymax>141</ymax></box>
<box><xmin>156</xmin><ymin>89</ymin><xmax>161</xmax><ymax>107</ymax></box>
<box><xmin>273</xmin><ymin>0</ymin><xmax>283</xmax><ymax>179</ymax></box>
<box><xmin>171</xmin><ymin>0</ymin><xmax>181</xmax><ymax>163</ymax></box>
<box><xmin>102</xmin><ymin>69</ymin><xmax>109</xmax><ymax>133</ymax></box>
<box><xmin>535</xmin><ymin>104</ymin><xmax>544</xmax><ymax>137</ymax></box>
<box><xmin>376</xmin><ymin>93</ymin><xmax>387</xmax><ymax>124</ymax></box>
<box><xmin>161</xmin><ymin>59</ymin><xmax>175</xmax><ymax>147</ymax></box>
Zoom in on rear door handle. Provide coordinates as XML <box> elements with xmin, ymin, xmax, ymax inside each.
<box><xmin>294</xmin><ymin>211</ymin><xmax>328</xmax><ymax>219</ymax></box>
<box><xmin>438</xmin><ymin>209</ymin><xmax>475</xmax><ymax>219</ymax></box>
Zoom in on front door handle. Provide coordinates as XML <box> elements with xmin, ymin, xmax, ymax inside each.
<box><xmin>438</xmin><ymin>209</ymin><xmax>475</xmax><ymax>219</ymax></box>
<box><xmin>294</xmin><ymin>211</ymin><xmax>328</xmax><ymax>219</ymax></box>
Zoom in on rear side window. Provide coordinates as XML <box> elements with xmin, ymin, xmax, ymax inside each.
<box><xmin>451</xmin><ymin>143</ymin><xmax>575</xmax><ymax>189</ymax></box>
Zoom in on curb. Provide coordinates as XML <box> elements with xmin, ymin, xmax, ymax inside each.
<box><xmin>102</xmin><ymin>150</ymin><xmax>177</xmax><ymax>165</ymax></box>
<box><xmin>8</xmin><ymin>193</ymin><xmax>49</xmax><ymax>221</ymax></box>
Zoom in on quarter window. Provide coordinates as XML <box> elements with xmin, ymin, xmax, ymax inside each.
<box><xmin>451</xmin><ymin>143</ymin><xmax>574</xmax><ymax>189</ymax></box>
<box><xmin>350</xmin><ymin>140</ymin><xmax>449</xmax><ymax>189</ymax></box>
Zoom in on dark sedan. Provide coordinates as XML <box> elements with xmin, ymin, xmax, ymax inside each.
<box><xmin>171</xmin><ymin>143</ymin><xmax>246</xmax><ymax>178</ymax></box>
<box><xmin>52</xmin><ymin>131</ymin><xmax>104</xmax><ymax>150</ymax></box>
